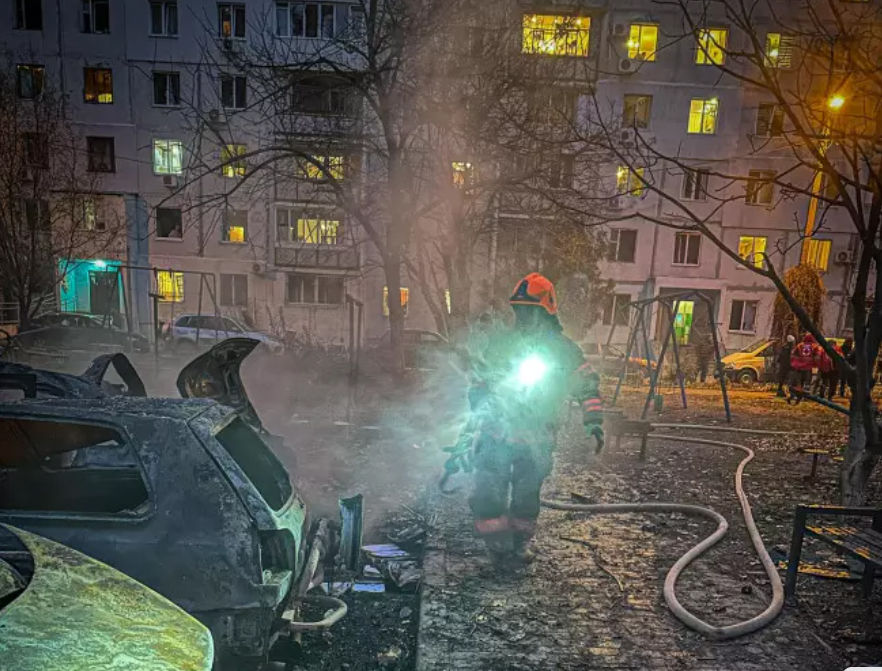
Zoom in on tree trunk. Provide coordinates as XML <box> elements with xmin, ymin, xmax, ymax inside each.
<box><xmin>841</xmin><ymin>408</ymin><xmax>879</xmax><ymax>505</ymax></box>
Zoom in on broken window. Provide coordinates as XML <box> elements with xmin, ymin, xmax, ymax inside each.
<box><xmin>86</xmin><ymin>136</ymin><xmax>115</xmax><ymax>172</ymax></box>
<box><xmin>215</xmin><ymin>417</ymin><xmax>292</xmax><ymax>511</ymax></box>
<box><xmin>0</xmin><ymin>417</ymin><xmax>148</xmax><ymax>514</ymax></box>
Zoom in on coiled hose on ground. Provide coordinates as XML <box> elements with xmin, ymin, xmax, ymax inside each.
<box><xmin>540</xmin><ymin>424</ymin><xmax>785</xmax><ymax>640</ymax></box>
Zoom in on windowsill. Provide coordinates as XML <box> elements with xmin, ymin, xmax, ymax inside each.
<box><xmin>148</xmin><ymin>34</ymin><xmax>179</xmax><ymax>38</ymax></box>
<box><xmin>745</xmin><ymin>202</ymin><xmax>773</xmax><ymax>207</ymax></box>
<box><xmin>154</xmin><ymin>172</ymin><xmax>183</xmax><ymax>177</ymax></box>
<box><xmin>219</xmin><ymin>240</ymin><xmax>248</xmax><ymax>245</ymax></box>
<box><xmin>156</xmin><ymin>236</ymin><xmax>184</xmax><ymax>242</ymax></box>
<box><xmin>671</xmin><ymin>262</ymin><xmax>700</xmax><ymax>267</ymax></box>
<box><xmin>285</xmin><ymin>302</ymin><xmax>342</xmax><ymax>308</ymax></box>
<box><xmin>687</xmin><ymin>132</ymin><xmax>717</xmax><ymax>136</ymax></box>
<box><xmin>681</xmin><ymin>197</ymin><xmax>708</xmax><ymax>202</ymax></box>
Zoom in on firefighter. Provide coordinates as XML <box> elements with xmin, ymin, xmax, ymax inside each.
<box><xmin>578</xmin><ymin>365</ymin><xmax>605</xmax><ymax>453</ymax></box>
<box><xmin>467</xmin><ymin>273</ymin><xmax>584</xmax><ymax>566</ymax></box>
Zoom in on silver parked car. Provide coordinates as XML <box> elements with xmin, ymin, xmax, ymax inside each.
<box><xmin>162</xmin><ymin>314</ymin><xmax>284</xmax><ymax>354</ymax></box>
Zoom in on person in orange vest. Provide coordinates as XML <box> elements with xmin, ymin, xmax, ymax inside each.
<box><xmin>466</xmin><ymin>273</ymin><xmax>584</xmax><ymax>566</ymax></box>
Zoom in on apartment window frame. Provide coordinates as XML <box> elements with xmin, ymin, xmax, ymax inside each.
<box><xmin>765</xmin><ymin>32</ymin><xmax>794</xmax><ymax>69</ymax></box>
<box><xmin>220</xmin><ymin>74</ymin><xmax>247</xmax><ymax>110</ymax></box>
<box><xmin>81</xmin><ymin>0</ymin><xmax>110</xmax><ymax>34</ymax></box>
<box><xmin>616</xmin><ymin>166</ymin><xmax>645</xmax><ymax>197</ymax></box>
<box><xmin>681</xmin><ymin>168</ymin><xmax>709</xmax><ymax>201</ymax></box>
<box><xmin>804</xmin><ymin>238</ymin><xmax>833</xmax><ymax>272</ymax></box>
<box><xmin>737</xmin><ymin>235</ymin><xmax>767</xmax><ymax>269</ymax></box>
<box><xmin>522</xmin><ymin>14</ymin><xmax>591</xmax><ymax>57</ymax></box>
<box><xmin>696</xmin><ymin>27</ymin><xmax>728</xmax><ymax>65</ymax></box>
<box><xmin>755</xmin><ymin>103</ymin><xmax>785</xmax><ymax>137</ymax></box>
<box><xmin>688</xmin><ymin>98</ymin><xmax>719</xmax><ymax>134</ymax></box>
<box><xmin>23</xmin><ymin>132</ymin><xmax>49</xmax><ymax>169</ymax></box>
<box><xmin>156</xmin><ymin>207</ymin><xmax>183</xmax><ymax>239</ymax></box>
<box><xmin>623</xmin><ymin>94</ymin><xmax>652</xmax><ymax>129</ymax></box>
<box><xmin>276</xmin><ymin>206</ymin><xmax>343</xmax><ymax>245</ymax></box>
<box><xmin>218</xmin><ymin>3</ymin><xmax>246</xmax><ymax>39</ymax></box>
<box><xmin>607</xmin><ymin>229</ymin><xmax>637</xmax><ymax>263</ymax></box>
<box><xmin>728</xmin><ymin>299</ymin><xmax>758</xmax><ymax>333</ymax></box>
<box><xmin>220</xmin><ymin>273</ymin><xmax>248</xmax><ymax>307</ymax></box>
<box><xmin>153</xmin><ymin>71</ymin><xmax>181</xmax><ymax>107</ymax></box>
<box><xmin>15</xmin><ymin>0</ymin><xmax>43</xmax><ymax>30</ymax></box>
<box><xmin>86</xmin><ymin>136</ymin><xmax>115</xmax><ymax>173</ymax></box>
<box><xmin>153</xmin><ymin>139</ymin><xmax>184</xmax><ymax>175</ymax></box>
<box><xmin>382</xmin><ymin>286</ymin><xmax>410</xmax><ymax>316</ymax></box>
<box><xmin>290</xmin><ymin>76</ymin><xmax>355</xmax><ymax>116</ymax></box>
<box><xmin>149</xmin><ymin>1</ymin><xmax>178</xmax><ymax>37</ymax></box>
<box><xmin>156</xmin><ymin>270</ymin><xmax>184</xmax><ymax>302</ymax></box>
<box><xmin>745</xmin><ymin>169</ymin><xmax>775</xmax><ymax>205</ymax></box>
<box><xmin>286</xmin><ymin>273</ymin><xmax>345</xmax><ymax>305</ymax></box>
<box><xmin>628</xmin><ymin>23</ymin><xmax>658</xmax><ymax>62</ymax></box>
<box><xmin>221</xmin><ymin>144</ymin><xmax>247</xmax><ymax>178</ymax></box>
<box><xmin>673</xmin><ymin>231</ymin><xmax>702</xmax><ymax>266</ymax></box>
<box><xmin>222</xmin><ymin>209</ymin><xmax>248</xmax><ymax>243</ymax></box>
<box><xmin>16</xmin><ymin>64</ymin><xmax>45</xmax><ymax>99</ymax></box>
<box><xmin>276</xmin><ymin>2</ymin><xmax>336</xmax><ymax>39</ymax></box>
<box><xmin>452</xmin><ymin>161</ymin><xmax>474</xmax><ymax>188</ymax></box>
<box><xmin>602</xmin><ymin>293</ymin><xmax>632</xmax><ymax>327</ymax></box>
<box><xmin>295</xmin><ymin>154</ymin><xmax>345</xmax><ymax>181</ymax></box>
<box><xmin>83</xmin><ymin>67</ymin><xmax>113</xmax><ymax>104</ymax></box>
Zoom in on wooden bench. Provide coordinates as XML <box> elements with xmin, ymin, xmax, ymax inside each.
<box><xmin>785</xmin><ymin>504</ymin><xmax>882</xmax><ymax>599</ymax></box>
<box><xmin>799</xmin><ymin>448</ymin><xmax>843</xmax><ymax>480</ymax></box>
<box><xmin>605</xmin><ymin>415</ymin><xmax>654</xmax><ymax>461</ymax></box>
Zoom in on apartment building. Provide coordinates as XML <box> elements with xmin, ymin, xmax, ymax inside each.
<box><xmin>3</xmin><ymin>0</ymin><xmax>866</xmax><ymax>352</ymax></box>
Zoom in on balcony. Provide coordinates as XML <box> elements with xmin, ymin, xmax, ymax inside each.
<box><xmin>274</xmin><ymin>244</ymin><xmax>360</xmax><ymax>270</ymax></box>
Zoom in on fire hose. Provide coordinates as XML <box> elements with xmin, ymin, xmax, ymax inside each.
<box><xmin>541</xmin><ymin>425</ymin><xmax>785</xmax><ymax>640</ymax></box>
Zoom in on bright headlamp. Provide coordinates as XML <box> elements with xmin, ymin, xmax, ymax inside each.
<box><xmin>517</xmin><ymin>355</ymin><xmax>548</xmax><ymax>386</ymax></box>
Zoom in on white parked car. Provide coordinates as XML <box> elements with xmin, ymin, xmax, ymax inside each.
<box><xmin>162</xmin><ymin>314</ymin><xmax>284</xmax><ymax>353</ymax></box>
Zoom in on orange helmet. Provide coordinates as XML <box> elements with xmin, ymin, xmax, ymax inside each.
<box><xmin>509</xmin><ymin>272</ymin><xmax>558</xmax><ymax>315</ymax></box>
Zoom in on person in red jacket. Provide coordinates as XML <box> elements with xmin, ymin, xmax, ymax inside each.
<box><xmin>788</xmin><ymin>333</ymin><xmax>817</xmax><ymax>403</ymax></box>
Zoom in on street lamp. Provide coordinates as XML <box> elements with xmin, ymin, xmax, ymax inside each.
<box><xmin>801</xmin><ymin>95</ymin><xmax>845</xmax><ymax>264</ymax></box>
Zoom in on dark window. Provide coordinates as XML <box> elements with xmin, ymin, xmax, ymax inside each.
<box><xmin>286</xmin><ymin>273</ymin><xmax>344</xmax><ymax>304</ymax></box>
<box><xmin>150</xmin><ymin>1</ymin><xmax>178</xmax><ymax>35</ymax></box>
<box><xmin>156</xmin><ymin>207</ymin><xmax>182</xmax><ymax>238</ymax></box>
<box><xmin>729</xmin><ymin>299</ymin><xmax>758</xmax><ymax>332</ymax></box>
<box><xmin>755</xmin><ymin>103</ymin><xmax>784</xmax><ymax>137</ymax></box>
<box><xmin>218</xmin><ymin>3</ymin><xmax>245</xmax><ymax>38</ymax></box>
<box><xmin>24</xmin><ymin>199</ymin><xmax>50</xmax><ymax>230</ymax></box>
<box><xmin>623</xmin><ymin>94</ymin><xmax>652</xmax><ymax>128</ymax></box>
<box><xmin>291</xmin><ymin>77</ymin><xmax>354</xmax><ymax>115</ymax></box>
<box><xmin>16</xmin><ymin>65</ymin><xmax>44</xmax><ymax>99</ymax></box>
<box><xmin>602</xmin><ymin>293</ymin><xmax>631</xmax><ymax>326</ymax></box>
<box><xmin>22</xmin><ymin>133</ymin><xmax>48</xmax><ymax>168</ymax></box>
<box><xmin>215</xmin><ymin>417</ymin><xmax>292</xmax><ymax>511</ymax></box>
<box><xmin>681</xmin><ymin>168</ymin><xmax>708</xmax><ymax>200</ymax></box>
<box><xmin>153</xmin><ymin>72</ymin><xmax>180</xmax><ymax>106</ymax></box>
<box><xmin>548</xmin><ymin>154</ymin><xmax>575</xmax><ymax>188</ymax></box>
<box><xmin>673</xmin><ymin>232</ymin><xmax>701</xmax><ymax>265</ymax></box>
<box><xmin>84</xmin><ymin>68</ymin><xmax>113</xmax><ymax>103</ymax></box>
<box><xmin>15</xmin><ymin>0</ymin><xmax>42</xmax><ymax>30</ymax></box>
<box><xmin>607</xmin><ymin>229</ymin><xmax>637</xmax><ymax>263</ymax></box>
<box><xmin>220</xmin><ymin>273</ymin><xmax>248</xmax><ymax>306</ymax></box>
<box><xmin>0</xmin><ymin>417</ymin><xmax>148</xmax><ymax>514</ymax></box>
<box><xmin>86</xmin><ymin>136</ymin><xmax>115</xmax><ymax>172</ymax></box>
<box><xmin>82</xmin><ymin>0</ymin><xmax>109</xmax><ymax>33</ymax></box>
<box><xmin>221</xmin><ymin>75</ymin><xmax>247</xmax><ymax>109</ymax></box>
<box><xmin>746</xmin><ymin>169</ymin><xmax>775</xmax><ymax>205</ymax></box>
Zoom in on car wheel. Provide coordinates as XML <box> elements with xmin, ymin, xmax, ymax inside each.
<box><xmin>737</xmin><ymin>369</ymin><xmax>758</xmax><ymax>385</ymax></box>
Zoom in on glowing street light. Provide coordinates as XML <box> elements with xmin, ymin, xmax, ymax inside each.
<box><xmin>828</xmin><ymin>94</ymin><xmax>846</xmax><ymax>111</ymax></box>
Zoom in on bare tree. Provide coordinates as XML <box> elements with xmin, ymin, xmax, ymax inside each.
<box><xmin>584</xmin><ymin>0</ymin><xmax>882</xmax><ymax>503</ymax></box>
<box><xmin>0</xmin><ymin>59</ymin><xmax>119</xmax><ymax>330</ymax></box>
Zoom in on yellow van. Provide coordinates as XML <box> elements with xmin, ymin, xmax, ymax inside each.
<box><xmin>722</xmin><ymin>337</ymin><xmax>845</xmax><ymax>384</ymax></box>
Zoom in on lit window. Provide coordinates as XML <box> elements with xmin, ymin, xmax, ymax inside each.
<box><xmin>522</xmin><ymin>14</ymin><xmax>590</xmax><ymax>57</ymax></box>
<box><xmin>616</xmin><ymin>166</ymin><xmax>645</xmax><ymax>196</ymax></box>
<box><xmin>153</xmin><ymin>139</ymin><xmax>183</xmax><ymax>175</ymax></box>
<box><xmin>696</xmin><ymin>28</ymin><xmax>727</xmax><ymax>65</ymax></box>
<box><xmin>673</xmin><ymin>232</ymin><xmax>701</xmax><ymax>265</ymax></box>
<box><xmin>623</xmin><ymin>94</ymin><xmax>652</xmax><ymax>128</ymax></box>
<box><xmin>804</xmin><ymin>239</ymin><xmax>832</xmax><ymax>271</ymax></box>
<box><xmin>738</xmin><ymin>235</ymin><xmax>767</xmax><ymax>268</ymax></box>
<box><xmin>688</xmin><ymin>98</ymin><xmax>718</xmax><ymax>134</ymax></box>
<box><xmin>745</xmin><ymin>170</ymin><xmax>775</xmax><ymax>205</ymax></box>
<box><xmin>218</xmin><ymin>3</ymin><xmax>246</xmax><ymax>38</ymax></box>
<box><xmin>681</xmin><ymin>168</ymin><xmax>708</xmax><ymax>200</ymax></box>
<box><xmin>452</xmin><ymin>161</ymin><xmax>474</xmax><ymax>187</ymax></box>
<box><xmin>16</xmin><ymin>64</ymin><xmax>44</xmax><ymax>98</ymax></box>
<box><xmin>628</xmin><ymin>24</ymin><xmax>657</xmax><ymax>61</ymax></box>
<box><xmin>673</xmin><ymin>301</ymin><xmax>694</xmax><ymax>344</ymax></box>
<box><xmin>765</xmin><ymin>33</ymin><xmax>793</xmax><ymax>69</ymax></box>
<box><xmin>149</xmin><ymin>1</ymin><xmax>178</xmax><ymax>36</ymax></box>
<box><xmin>157</xmin><ymin>270</ymin><xmax>183</xmax><ymax>302</ymax></box>
<box><xmin>223</xmin><ymin>209</ymin><xmax>247</xmax><ymax>242</ymax></box>
<box><xmin>444</xmin><ymin>290</ymin><xmax>451</xmax><ymax>314</ymax></box>
<box><xmin>297</xmin><ymin>155</ymin><xmax>344</xmax><ymax>180</ymax></box>
<box><xmin>728</xmin><ymin>300</ymin><xmax>758</xmax><ymax>333</ymax></box>
<box><xmin>221</xmin><ymin>144</ymin><xmax>247</xmax><ymax>178</ymax></box>
<box><xmin>296</xmin><ymin>218</ymin><xmax>341</xmax><ymax>244</ymax></box>
<box><xmin>382</xmin><ymin>287</ymin><xmax>410</xmax><ymax>316</ymax></box>
<box><xmin>84</xmin><ymin>68</ymin><xmax>113</xmax><ymax>104</ymax></box>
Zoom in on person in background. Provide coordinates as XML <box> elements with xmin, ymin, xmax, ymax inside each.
<box><xmin>816</xmin><ymin>344</ymin><xmax>835</xmax><ymax>399</ymax></box>
<box><xmin>823</xmin><ymin>341</ymin><xmax>844</xmax><ymax>400</ymax></box>
<box><xmin>839</xmin><ymin>337</ymin><xmax>854</xmax><ymax>397</ymax></box>
<box><xmin>578</xmin><ymin>365</ymin><xmax>604</xmax><ymax>453</ymax></box>
<box><xmin>775</xmin><ymin>335</ymin><xmax>795</xmax><ymax>397</ymax></box>
<box><xmin>788</xmin><ymin>333</ymin><xmax>818</xmax><ymax>404</ymax></box>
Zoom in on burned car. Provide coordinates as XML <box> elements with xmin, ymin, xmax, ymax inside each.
<box><xmin>0</xmin><ymin>524</ymin><xmax>214</xmax><ymax>671</ymax></box>
<box><xmin>0</xmin><ymin>339</ymin><xmax>345</xmax><ymax>670</ymax></box>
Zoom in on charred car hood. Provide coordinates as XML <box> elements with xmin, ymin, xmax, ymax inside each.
<box><xmin>0</xmin><ymin>525</ymin><xmax>214</xmax><ymax>671</ymax></box>
<box><xmin>176</xmin><ymin>338</ymin><xmax>265</xmax><ymax>432</ymax></box>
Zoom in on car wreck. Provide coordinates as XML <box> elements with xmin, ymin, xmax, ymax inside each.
<box><xmin>0</xmin><ymin>339</ymin><xmax>348</xmax><ymax>669</ymax></box>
